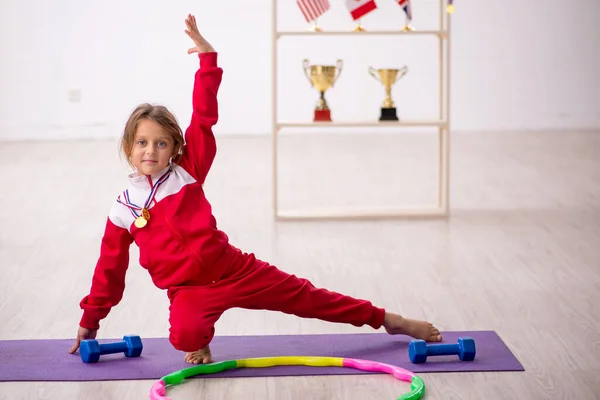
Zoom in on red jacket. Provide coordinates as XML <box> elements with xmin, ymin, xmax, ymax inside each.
<box><xmin>79</xmin><ymin>52</ymin><xmax>231</xmax><ymax>330</ymax></box>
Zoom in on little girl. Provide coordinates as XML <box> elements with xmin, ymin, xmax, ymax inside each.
<box><xmin>68</xmin><ymin>14</ymin><xmax>442</xmax><ymax>365</ymax></box>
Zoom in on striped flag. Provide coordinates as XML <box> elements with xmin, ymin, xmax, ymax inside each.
<box><xmin>397</xmin><ymin>0</ymin><xmax>413</xmax><ymax>20</ymax></box>
<box><xmin>345</xmin><ymin>0</ymin><xmax>377</xmax><ymax>20</ymax></box>
<box><xmin>296</xmin><ymin>0</ymin><xmax>331</xmax><ymax>22</ymax></box>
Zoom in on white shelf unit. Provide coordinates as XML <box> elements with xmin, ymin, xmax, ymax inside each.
<box><xmin>271</xmin><ymin>0</ymin><xmax>452</xmax><ymax>221</ymax></box>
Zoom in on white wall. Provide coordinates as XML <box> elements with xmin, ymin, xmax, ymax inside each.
<box><xmin>0</xmin><ymin>0</ymin><xmax>599</xmax><ymax>141</ymax></box>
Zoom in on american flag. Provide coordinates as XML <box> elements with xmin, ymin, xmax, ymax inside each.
<box><xmin>296</xmin><ymin>0</ymin><xmax>331</xmax><ymax>22</ymax></box>
<box><xmin>397</xmin><ymin>0</ymin><xmax>412</xmax><ymax>20</ymax></box>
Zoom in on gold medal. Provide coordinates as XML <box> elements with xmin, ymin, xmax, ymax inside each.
<box><xmin>134</xmin><ymin>216</ymin><xmax>148</xmax><ymax>228</ymax></box>
<box><xmin>117</xmin><ymin>168</ymin><xmax>171</xmax><ymax>230</ymax></box>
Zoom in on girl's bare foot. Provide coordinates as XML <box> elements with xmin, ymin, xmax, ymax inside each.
<box><xmin>184</xmin><ymin>345</ymin><xmax>213</xmax><ymax>364</ymax></box>
<box><xmin>383</xmin><ymin>312</ymin><xmax>442</xmax><ymax>342</ymax></box>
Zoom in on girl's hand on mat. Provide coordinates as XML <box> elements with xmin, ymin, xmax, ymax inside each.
<box><xmin>68</xmin><ymin>326</ymin><xmax>97</xmax><ymax>354</ymax></box>
<box><xmin>184</xmin><ymin>13</ymin><xmax>215</xmax><ymax>54</ymax></box>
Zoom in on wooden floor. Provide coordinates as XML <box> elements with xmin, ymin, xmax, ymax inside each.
<box><xmin>0</xmin><ymin>130</ymin><xmax>599</xmax><ymax>399</ymax></box>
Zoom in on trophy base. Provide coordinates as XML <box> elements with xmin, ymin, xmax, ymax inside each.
<box><xmin>379</xmin><ymin>107</ymin><xmax>399</xmax><ymax>121</ymax></box>
<box><xmin>314</xmin><ymin>109</ymin><xmax>332</xmax><ymax>122</ymax></box>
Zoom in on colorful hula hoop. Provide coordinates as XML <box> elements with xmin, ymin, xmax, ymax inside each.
<box><xmin>149</xmin><ymin>356</ymin><xmax>425</xmax><ymax>400</ymax></box>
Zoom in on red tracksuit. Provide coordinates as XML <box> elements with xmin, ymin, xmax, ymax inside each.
<box><xmin>78</xmin><ymin>52</ymin><xmax>385</xmax><ymax>352</ymax></box>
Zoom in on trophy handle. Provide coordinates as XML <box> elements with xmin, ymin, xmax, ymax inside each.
<box><xmin>333</xmin><ymin>59</ymin><xmax>343</xmax><ymax>84</ymax></box>
<box><xmin>302</xmin><ymin>59</ymin><xmax>313</xmax><ymax>87</ymax></box>
<box><xmin>368</xmin><ymin>66</ymin><xmax>380</xmax><ymax>81</ymax></box>
<box><xmin>395</xmin><ymin>65</ymin><xmax>409</xmax><ymax>82</ymax></box>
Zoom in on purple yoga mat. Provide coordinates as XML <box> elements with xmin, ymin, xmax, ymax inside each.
<box><xmin>0</xmin><ymin>331</ymin><xmax>523</xmax><ymax>382</ymax></box>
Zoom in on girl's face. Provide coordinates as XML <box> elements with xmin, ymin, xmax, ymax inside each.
<box><xmin>130</xmin><ymin>119</ymin><xmax>174</xmax><ymax>176</ymax></box>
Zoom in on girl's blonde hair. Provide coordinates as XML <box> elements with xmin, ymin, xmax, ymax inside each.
<box><xmin>121</xmin><ymin>103</ymin><xmax>185</xmax><ymax>168</ymax></box>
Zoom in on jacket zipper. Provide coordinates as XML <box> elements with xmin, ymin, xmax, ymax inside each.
<box><xmin>144</xmin><ymin>173</ymin><xmax>206</xmax><ymax>272</ymax></box>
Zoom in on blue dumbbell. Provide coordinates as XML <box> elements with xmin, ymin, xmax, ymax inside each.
<box><xmin>408</xmin><ymin>337</ymin><xmax>476</xmax><ymax>364</ymax></box>
<box><xmin>80</xmin><ymin>335</ymin><xmax>143</xmax><ymax>363</ymax></box>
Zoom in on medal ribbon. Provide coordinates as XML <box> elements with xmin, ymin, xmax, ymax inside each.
<box><xmin>117</xmin><ymin>168</ymin><xmax>171</xmax><ymax>218</ymax></box>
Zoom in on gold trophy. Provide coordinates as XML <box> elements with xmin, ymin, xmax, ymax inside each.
<box><xmin>368</xmin><ymin>66</ymin><xmax>408</xmax><ymax>121</ymax></box>
<box><xmin>303</xmin><ymin>59</ymin><xmax>343</xmax><ymax>122</ymax></box>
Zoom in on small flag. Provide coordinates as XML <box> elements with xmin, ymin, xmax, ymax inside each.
<box><xmin>296</xmin><ymin>0</ymin><xmax>331</xmax><ymax>22</ymax></box>
<box><xmin>397</xmin><ymin>0</ymin><xmax>412</xmax><ymax>21</ymax></box>
<box><xmin>447</xmin><ymin>0</ymin><xmax>455</xmax><ymax>14</ymax></box>
<box><xmin>345</xmin><ymin>0</ymin><xmax>377</xmax><ymax>21</ymax></box>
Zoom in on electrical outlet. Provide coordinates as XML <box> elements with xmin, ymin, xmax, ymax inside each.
<box><xmin>68</xmin><ymin>89</ymin><xmax>81</xmax><ymax>103</ymax></box>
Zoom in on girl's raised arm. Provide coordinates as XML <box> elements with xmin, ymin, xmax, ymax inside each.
<box><xmin>179</xmin><ymin>14</ymin><xmax>223</xmax><ymax>184</ymax></box>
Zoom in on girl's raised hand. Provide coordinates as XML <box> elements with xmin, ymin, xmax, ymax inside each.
<box><xmin>185</xmin><ymin>14</ymin><xmax>215</xmax><ymax>54</ymax></box>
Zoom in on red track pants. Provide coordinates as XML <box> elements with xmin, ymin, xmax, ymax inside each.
<box><xmin>167</xmin><ymin>248</ymin><xmax>386</xmax><ymax>352</ymax></box>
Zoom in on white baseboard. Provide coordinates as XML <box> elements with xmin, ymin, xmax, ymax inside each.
<box><xmin>0</xmin><ymin>122</ymin><xmax>121</xmax><ymax>142</ymax></box>
<box><xmin>1</xmin><ymin>124</ymin><xmax>598</xmax><ymax>142</ymax></box>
